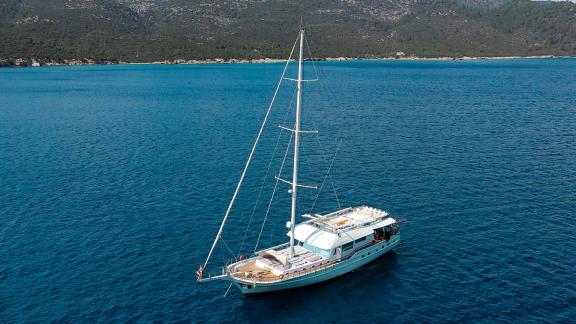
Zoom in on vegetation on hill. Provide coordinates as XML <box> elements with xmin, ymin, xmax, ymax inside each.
<box><xmin>0</xmin><ymin>0</ymin><xmax>575</xmax><ymax>65</ymax></box>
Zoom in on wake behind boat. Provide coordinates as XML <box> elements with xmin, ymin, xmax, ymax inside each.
<box><xmin>197</xmin><ymin>29</ymin><xmax>401</xmax><ymax>294</ymax></box>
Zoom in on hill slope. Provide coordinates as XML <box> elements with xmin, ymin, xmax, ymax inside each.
<box><xmin>0</xmin><ymin>0</ymin><xmax>575</xmax><ymax>64</ymax></box>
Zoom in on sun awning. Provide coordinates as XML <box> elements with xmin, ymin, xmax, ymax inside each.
<box><xmin>261</xmin><ymin>250</ymin><xmax>289</xmax><ymax>266</ymax></box>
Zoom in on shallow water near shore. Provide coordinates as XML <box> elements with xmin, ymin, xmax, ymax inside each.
<box><xmin>1</xmin><ymin>59</ymin><xmax>575</xmax><ymax>322</ymax></box>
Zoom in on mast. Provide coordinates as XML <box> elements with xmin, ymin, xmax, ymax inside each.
<box><xmin>198</xmin><ymin>36</ymin><xmax>300</xmax><ymax>279</ymax></box>
<box><xmin>290</xmin><ymin>29</ymin><xmax>305</xmax><ymax>258</ymax></box>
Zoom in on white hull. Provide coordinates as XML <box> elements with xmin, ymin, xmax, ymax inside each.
<box><xmin>231</xmin><ymin>234</ymin><xmax>400</xmax><ymax>294</ymax></box>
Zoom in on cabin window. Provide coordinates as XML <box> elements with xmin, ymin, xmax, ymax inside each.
<box><xmin>354</xmin><ymin>236</ymin><xmax>366</xmax><ymax>244</ymax></box>
<box><xmin>342</xmin><ymin>242</ymin><xmax>354</xmax><ymax>251</ymax></box>
<box><xmin>302</xmin><ymin>242</ymin><xmax>332</xmax><ymax>258</ymax></box>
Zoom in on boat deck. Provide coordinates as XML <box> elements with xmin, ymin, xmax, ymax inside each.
<box><xmin>227</xmin><ymin>207</ymin><xmax>393</xmax><ymax>283</ymax></box>
<box><xmin>311</xmin><ymin>206</ymin><xmax>389</xmax><ymax>233</ymax></box>
<box><xmin>229</xmin><ymin>246</ymin><xmax>333</xmax><ymax>283</ymax></box>
<box><xmin>232</xmin><ymin>261</ymin><xmax>277</xmax><ymax>282</ymax></box>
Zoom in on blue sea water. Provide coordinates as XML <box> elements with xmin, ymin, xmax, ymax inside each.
<box><xmin>1</xmin><ymin>59</ymin><xmax>575</xmax><ymax>323</ymax></box>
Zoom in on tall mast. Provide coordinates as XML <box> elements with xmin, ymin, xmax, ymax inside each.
<box><xmin>290</xmin><ymin>29</ymin><xmax>304</xmax><ymax>258</ymax></box>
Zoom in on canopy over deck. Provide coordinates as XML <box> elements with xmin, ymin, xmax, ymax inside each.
<box><xmin>287</xmin><ymin>206</ymin><xmax>397</xmax><ymax>250</ymax></box>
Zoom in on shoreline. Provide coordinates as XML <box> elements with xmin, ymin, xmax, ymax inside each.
<box><xmin>1</xmin><ymin>55</ymin><xmax>574</xmax><ymax>68</ymax></box>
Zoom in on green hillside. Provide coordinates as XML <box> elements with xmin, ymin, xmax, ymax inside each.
<box><xmin>0</xmin><ymin>0</ymin><xmax>575</xmax><ymax>65</ymax></box>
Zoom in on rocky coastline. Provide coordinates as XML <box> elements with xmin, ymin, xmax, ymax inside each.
<box><xmin>0</xmin><ymin>57</ymin><xmax>123</xmax><ymax>68</ymax></box>
<box><xmin>1</xmin><ymin>55</ymin><xmax>571</xmax><ymax>68</ymax></box>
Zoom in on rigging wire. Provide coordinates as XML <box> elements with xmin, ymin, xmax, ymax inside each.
<box><xmin>223</xmin><ymin>283</ymin><xmax>233</xmax><ymax>298</ymax></box>
<box><xmin>303</xmin><ymin>30</ymin><xmax>345</xmax><ymax>211</ymax></box>
<box><xmin>311</xmin><ymin>134</ymin><xmax>344</xmax><ymax>210</ymax></box>
<box><xmin>235</xmin><ymin>85</ymin><xmax>298</xmax><ymax>257</ymax></box>
<box><xmin>310</xmin><ymin>138</ymin><xmax>343</xmax><ymax>212</ymax></box>
<box><xmin>220</xmin><ymin>236</ymin><xmax>238</xmax><ymax>260</ymax></box>
<box><xmin>253</xmin><ymin>131</ymin><xmax>294</xmax><ymax>252</ymax></box>
<box><xmin>304</xmin><ymin>33</ymin><xmax>320</xmax><ymax>82</ymax></box>
<box><xmin>202</xmin><ymin>35</ymin><xmax>300</xmax><ymax>270</ymax></box>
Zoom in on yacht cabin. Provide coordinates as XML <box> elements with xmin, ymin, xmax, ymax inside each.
<box><xmin>228</xmin><ymin>206</ymin><xmax>399</xmax><ymax>282</ymax></box>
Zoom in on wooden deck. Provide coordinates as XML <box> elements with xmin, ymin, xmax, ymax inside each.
<box><xmin>231</xmin><ymin>260</ymin><xmax>278</xmax><ymax>282</ymax></box>
<box><xmin>230</xmin><ymin>258</ymin><xmax>336</xmax><ymax>283</ymax></box>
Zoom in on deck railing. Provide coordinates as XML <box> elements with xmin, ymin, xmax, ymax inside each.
<box><xmin>235</xmin><ymin>233</ymin><xmax>400</xmax><ymax>283</ymax></box>
<box><xmin>305</xmin><ymin>207</ymin><xmax>393</xmax><ymax>235</ymax></box>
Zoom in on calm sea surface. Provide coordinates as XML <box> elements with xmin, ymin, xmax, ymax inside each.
<box><xmin>1</xmin><ymin>59</ymin><xmax>575</xmax><ymax>322</ymax></box>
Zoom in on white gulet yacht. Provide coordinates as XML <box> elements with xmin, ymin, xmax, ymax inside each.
<box><xmin>197</xmin><ymin>29</ymin><xmax>401</xmax><ymax>294</ymax></box>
